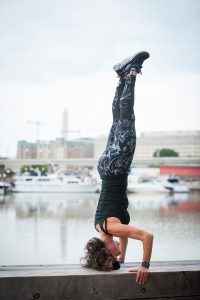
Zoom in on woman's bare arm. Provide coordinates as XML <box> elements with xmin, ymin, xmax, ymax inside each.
<box><xmin>117</xmin><ymin>236</ymin><xmax>128</xmax><ymax>262</ymax></box>
<box><xmin>107</xmin><ymin>222</ymin><xmax>154</xmax><ymax>284</ymax></box>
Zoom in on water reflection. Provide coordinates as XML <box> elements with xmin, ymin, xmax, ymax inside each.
<box><xmin>13</xmin><ymin>193</ymin><xmax>98</xmax><ymax>219</ymax></box>
<box><xmin>2</xmin><ymin>192</ymin><xmax>199</xmax><ymax>219</ymax></box>
<box><xmin>129</xmin><ymin>192</ymin><xmax>200</xmax><ymax>214</ymax></box>
<box><xmin>0</xmin><ymin>192</ymin><xmax>200</xmax><ymax>265</ymax></box>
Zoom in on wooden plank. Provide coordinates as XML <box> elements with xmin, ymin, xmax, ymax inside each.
<box><xmin>1</xmin><ymin>272</ymin><xmax>200</xmax><ymax>300</ymax></box>
<box><xmin>1</xmin><ymin>260</ymin><xmax>200</xmax><ymax>277</ymax></box>
<box><xmin>0</xmin><ymin>261</ymin><xmax>200</xmax><ymax>300</ymax></box>
<box><xmin>126</xmin><ymin>297</ymin><xmax>200</xmax><ymax>300</ymax></box>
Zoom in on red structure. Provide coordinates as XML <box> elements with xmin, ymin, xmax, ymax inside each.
<box><xmin>160</xmin><ymin>165</ymin><xmax>200</xmax><ymax>177</ymax></box>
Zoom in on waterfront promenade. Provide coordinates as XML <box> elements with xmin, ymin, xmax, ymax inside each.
<box><xmin>1</xmin><ymin>157</ymin><xmax>200</xmax><ymax>171</ymax></box>
<box><xmin>0</xmin><ymin>261</ymin><xmax>200</xmax><ymax>299</ymax></box>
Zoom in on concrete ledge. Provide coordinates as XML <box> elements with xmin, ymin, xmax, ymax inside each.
<box><xmin>0</xmin><ymin>261</ymin><xmax>200</xmax><ymax>300</ymax></box>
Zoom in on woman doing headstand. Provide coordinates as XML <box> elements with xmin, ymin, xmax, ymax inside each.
<box><xmin>82</xmin><ymin>51</ymin><xmax>154</xmax><ymax>285</ymax></box>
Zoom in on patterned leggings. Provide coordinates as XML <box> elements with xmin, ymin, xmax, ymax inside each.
<box><xmin>97</xmin><ymin>75</ymin><xmax>137</xmax><ymax>176</ymax></box>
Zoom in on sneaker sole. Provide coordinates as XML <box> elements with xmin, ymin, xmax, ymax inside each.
<box><xmin>113</xmin><ymin>51</ymin><xmax>150</xmax><ymax>72</ymax></box>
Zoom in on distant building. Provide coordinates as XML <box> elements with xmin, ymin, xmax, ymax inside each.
<box><xmin>67</xmin><ymin>138</ymin><xmax>94</xmax><ymax>158</ymax></box>
<box><xmin>36</xmin><ymin>140</ymin><xmax>54</xmax><ymax>159</ymax></box>
<box><xmin>17</xmin><ymin>108</ymin><xmax>97</xmax><ymax>160</ymax></box>
<box><xmin>94</xmin><ymin>130</ymin><xmax>200</xmax><ymax>160</ymax></box>
<box><xmin>17</xmin><ymin>137</ymin><xmax>94</xmax><ymax>159</ymax></box>
<box><xmin>94</xmin><ymin>135</ymin><xmax>107</xmax><ymax>159</ymax></box>
<box><xmin>61</xmin><ymin>109</ymin><xmax>69</xmax><ymax>140</ymax></box>
<box><xmin>52</xmin><ymin>138</ymin><xmax>68</xmax><ymax>160</ymax></box>
<box><xmin>17</xmin><ymin>141</ymin><xmax>37</xmax><ymax>159</ymax></box>
<box><xmin>134</xmin><ymin>131</ymin><xmax>200</xmax><ymax>159</ymax></box>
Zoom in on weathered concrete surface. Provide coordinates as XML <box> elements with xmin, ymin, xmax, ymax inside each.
<box><xmin>0</xmin><ymin>261</ymin><xmax>200</xmax><ymax>300</ymax></box>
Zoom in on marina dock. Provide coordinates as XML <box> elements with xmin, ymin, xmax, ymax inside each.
<box><xmin>0</xmin><ymin>260</ymin><xmax>200</xmax><ymax>299</ymax></box>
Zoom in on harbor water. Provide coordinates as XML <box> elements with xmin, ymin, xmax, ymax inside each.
<box><xmin>0</xmin><ymin>191</ymin><xmax>200</xmax><ymax>265</ymax></box>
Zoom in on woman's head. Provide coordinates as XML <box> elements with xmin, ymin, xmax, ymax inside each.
<box><xmin>81</xmin><ymin>237</ymin><xmax>120</xmax><ymax>271</ymax></box>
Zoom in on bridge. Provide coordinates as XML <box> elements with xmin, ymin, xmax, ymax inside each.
<box><xmin>0</xmin><ymin>157</ymin><xmax>199</xmax><ymax>172</ymax></box>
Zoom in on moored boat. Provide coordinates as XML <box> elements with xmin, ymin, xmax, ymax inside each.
<box><xmin>128</xmin><ymin>175</ymin><xmax>169</xmax><ymax>194</ymax></box>
<box><xmin>13</xmin><ymin>173</ymin><xmax>97</xmax><ymax>193</ymax></box>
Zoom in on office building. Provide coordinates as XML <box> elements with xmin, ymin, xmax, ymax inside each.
<box><xmin>94</xmin><ymin>130</ymin><xmax>200</xmax><ymax>160</ymax></box>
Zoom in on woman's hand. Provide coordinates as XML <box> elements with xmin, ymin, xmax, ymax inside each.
<box><xmin>129</xmin><ymin>266</ymin><xmax>149</xmax><ymax>285</ymax></box>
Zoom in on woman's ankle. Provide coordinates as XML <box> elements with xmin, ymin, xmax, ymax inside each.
<box><xmin>128</xmin><ymin>67</ymin><xmax>138</xmax><ymax>76</ymax></box>
<box><xmin>128</xmin><ymin>71</ymin><xmax>137</xmax><ymax>76</ymax></box>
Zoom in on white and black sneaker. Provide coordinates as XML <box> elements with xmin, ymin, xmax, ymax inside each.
<box><xmin>113</xmin><ymin>51</ymin><xmax>150</xmax><ymax>77</ymax></box>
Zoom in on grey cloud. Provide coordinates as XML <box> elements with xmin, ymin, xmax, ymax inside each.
<box><xmin>0</xmin><ymin>0</ymin><xmax>199</xmax><ymax>83</ymax></box>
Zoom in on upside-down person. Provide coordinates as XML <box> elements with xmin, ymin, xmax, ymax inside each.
<box><xmin>82</xmin><ymin>51</ymin><xmax>154</xmax><ymax>285</ymax></box>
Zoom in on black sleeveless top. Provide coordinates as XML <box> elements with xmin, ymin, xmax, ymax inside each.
<box><xmin>94</xmin><ymin>175</ymin><xmax>130</xmax><ymax>236</ymax></box>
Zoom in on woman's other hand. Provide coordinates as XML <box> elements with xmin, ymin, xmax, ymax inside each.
<box><xmin>129</xmin><ymin>266</ymin><xmax>149</xmax><ymax>284</ymax></box>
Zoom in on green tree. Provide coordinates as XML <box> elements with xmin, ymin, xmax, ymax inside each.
<box><xmin>21</xmin><ymin>164</ymin><xmax>48</xmax><ymax>174</ymax></box>
<box><xmin>153</xmin><ymin>148</ymin><xmax>179</xmax><ymax>157</ymax></box>
<box><xmin>0</xmin><ymin>168</ymin><xmax>15</xmax><ymax>178</ymax></box>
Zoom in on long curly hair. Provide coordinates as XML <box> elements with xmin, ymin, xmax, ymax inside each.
<box><xmin>81</xmin><ymin>237</ymin><xmax>117</xmax><ymax>271</ymax></box>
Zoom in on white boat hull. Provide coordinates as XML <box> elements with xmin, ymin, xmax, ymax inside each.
<box><xmin>13</xmin><ymin>184</ymin><xmax>97</xmax><ymax>193</ymax></box>
<box><xmin>171</xmin><ymin>184</ymin><xmax>190</xmax><ymax>193</ymax></box>
<box><xmin>13</xmin><ymin>175</ymin><xmax>97</xmax><ymax>193</ymax></box>
<box><xmin>128</xmin><ymin>182</ymin><xmax>169</xmax><ymax>194</ymax></box>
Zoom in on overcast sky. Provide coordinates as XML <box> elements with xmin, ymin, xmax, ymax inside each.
<box><xmin>0</xmin><ymin>0</ymin><xmax>199</xmax><ymax>157</ymax></box>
